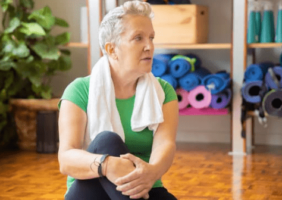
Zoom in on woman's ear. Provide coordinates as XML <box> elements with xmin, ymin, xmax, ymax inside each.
<box><xmin>105</xmin><ymin>42</ymin><xmax>117</xmax><ymax>60</ymax></box>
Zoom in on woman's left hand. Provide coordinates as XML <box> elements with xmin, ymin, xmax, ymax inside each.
<box><xmin>115</xmin><ymin>153</ymin><xmax>158</xmax><ymax>199</ymax></box>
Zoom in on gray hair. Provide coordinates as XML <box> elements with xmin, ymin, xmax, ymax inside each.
<box><xmin>99</xmin><ymin>0</ymin><xmax>154</xmax><ymax>55</ymax></box>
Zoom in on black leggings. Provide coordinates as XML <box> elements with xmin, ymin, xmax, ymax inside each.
<box><xmin>65</xmin><ymin>131</ymin><xmax>177</xmax><ymax>200</ymax></box>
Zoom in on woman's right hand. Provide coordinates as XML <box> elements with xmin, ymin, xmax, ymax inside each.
<box><xmin>105</xmin><ymin>156</ymin><xmax>149</xmax><ymax>199</ymax></box>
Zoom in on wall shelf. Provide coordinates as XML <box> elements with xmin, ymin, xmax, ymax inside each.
<box><xmin>64</xmin><ymin>42</ymin><xmax>88</xmax><ymax>48</ymax></box>
<box><xmin>154</xmin><ymin>43</ymin><xmax>232</xmax><ymax>50</ymax></box>
<box><xmin>247</xmin><ymin>43</ymin><xmax>282</xmax><ymax>49</ymax></box>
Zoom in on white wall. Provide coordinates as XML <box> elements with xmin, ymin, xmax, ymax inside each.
<box><xmin>3</xmin><ymin>0</ymin><xmax>280</xmax><ymax>145</ymax></box>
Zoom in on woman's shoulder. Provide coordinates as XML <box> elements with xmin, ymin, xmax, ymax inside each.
<box><xmin>59</xmin><ymin>76</ymin><xmax>90</xmax><ymax>113</ymax></box>
<box><xmin>70</xmin><ymin>76</ymin><xmax>91</xmax><ymax>88</ymax></box>
<box><xmin>156</xmin><ymin>77</ymin><xmax>177</xmax><ymax>104</ymax></box>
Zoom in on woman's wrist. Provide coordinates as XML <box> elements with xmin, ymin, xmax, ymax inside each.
<box><xmin>102</xmin><ymin>155</ymin><xmax>111</xmax><ymax>176</ymax></box>
<box><xmin>150</xmin><ymin>163</ymin><xmax>162</xmax><ymax>181</ymax></box>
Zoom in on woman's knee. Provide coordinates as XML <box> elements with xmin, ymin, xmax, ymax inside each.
<box><xmin>87</xmin><ymin>131</ymin><xmax>129</xmax><ymax>155</ymax></box>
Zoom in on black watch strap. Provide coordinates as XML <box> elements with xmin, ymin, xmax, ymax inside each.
<box><xmin>98</xmin><ymin>154</ymin><xmax>109</xmax><ymax>177</ymax></box>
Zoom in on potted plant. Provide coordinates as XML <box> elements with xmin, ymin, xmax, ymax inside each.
<box><xmin>0</xmin><ymin>0</ymin><xmax>72</xmax><ymax>150</ymax></box>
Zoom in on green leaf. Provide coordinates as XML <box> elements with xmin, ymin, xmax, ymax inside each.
<box><xmin>4</xmin><ymin>72</ymin><xmax>14</xmax><ymax>89</ymax></box>
<box><xmin>4</xmin><ymin>17</ymin><xmax>20</xmax><ymax>33</ymax></box>
<box><xmin>58</xmin><ymin>55</ymin><xmax>72</xmax><ymax>71</ymax></box>
<box><xmin>0</xmin><ymin>61</ymin><xmax>17</xmax><ymax>71</ymax></box>
<box><xmin>19</xmin><ymin>22</ymin><xmax>46</xmax><ymax>36</ymax></box>
<box><xmin>3</xmin><ymin>40</ymin><xmax>15</xmax><ymax>53</ymax></box>
<box><xmin>28</xmin><ymin>6</ymin><xmax>55</xmax><ymax>30</ymax></box>
<box><xmin>8</xmin><ymin>80</ymin><xmax>23</xmax><ymax>96</ymax></box>
<box><xmin>20</xmin><ymin>0</ymin><xmax>34</xmax><ymax>9</ymax></box>
<box><xmin>41</xmin><ymin>86</ymin><xmax>51</xmax><ymax>99</ymax></box>
<box><xmin>12</xmin><ymin>42</ymin><xmax>30</xmax><ymax>58</ymax></box>
<box><xmin>31</xmin><ymin>41</ymin><xmax>60</xmax><ymax>60</ymax></box>
<box><xmin>55</xmin><ymin>32</ymin><xmax>70</xmax><ymax>45</ymax></box>
<box><xmin>60</xmin><ymin>49</ymin><xmax>71</xmax><ymax>56</ymax></box>
<box><xmin>0</xmin><ymin>0</ymin><xmax>12</xmax><ymax>12</ymax></box>
<box><xmin>54</xmin><ymin>17</ymin><xmax>69</xmax><ymax>27</ymax></box>
<box><xmin>28</xmin><ymin>75</ymin><xmax>41</xmax><ymax>87</ymax></box>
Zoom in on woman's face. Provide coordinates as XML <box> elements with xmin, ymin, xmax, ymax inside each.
<box><xmin>114</xmin><ymin>14</ymin><xmax>155</xmax><ymax>76</ymax></box>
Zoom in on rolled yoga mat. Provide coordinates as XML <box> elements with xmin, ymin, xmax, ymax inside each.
<box><xmin>265</xmin><ymin>66</ymin><xmax>282</xmax><ymax>90</ymax></box>
<box><xmin>244</xmin><ymin>63</ymin><xmax>270</xmax><ymax>82</ymax></box>
<box><xmin>161</xmin><ymin>74</ymin><xmax>178</xmax><ymax>90</ymax></box>
<box><xmin>202</xmin><ymin>71</ymin><xmax>231</xmax><ymax>94</ymax></box>
<box><xmin>241</xmin><ymin>80</ymin><xmax>263</xmax><ymax>103</ymax></box>
<box><xmin>187</xmin><ymin>85</ymin><xmax>212</xmax><ymax>109</ymax></box>
<box><xmin>169</xmin><ymin>55</ymin><xmax>196</xmax><ymax>78</ymax></box>
<box><xmin>210</xmin><ymin>89</ymin><xmax>232</xmax><ymax>109</ymax></box>
<box><xmin>263</xmin><ymin>89</ymin><xmax>282</xmax><ymax>117</ymax></box>
<box><xmin>152</xmin><ymin>54</ymin><xmax>174</xmax><ymax>77</ymax></box>
<box><xmin>176</xmin><ymin>88</ymin><xmax>189</xmax><ymax>110</ymax></box>
<box><xmin>178</xmin><ymin>67</ymin><xmax>211</xmax><ymax>92</ymax></box>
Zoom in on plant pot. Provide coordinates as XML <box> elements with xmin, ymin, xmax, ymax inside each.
<box><xmin>9</xmin><ymin>98</ymin><xmax>60</xmax><ymax>151</ymax></box>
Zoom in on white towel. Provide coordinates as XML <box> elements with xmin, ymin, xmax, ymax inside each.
<box><xmin>86</xmin><ymin>55</ymin><xmax>165</xmax><ymax>145</ymax></box>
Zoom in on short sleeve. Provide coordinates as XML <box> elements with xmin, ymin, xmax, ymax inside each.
<box><xmin>58</xmin><ymin>76</ymin><xmax>90</xmax><ymax>113</ymax></box>
<box><xmin>157</xmin><ymin>77</ymin><xmax>178</xmax><ymax>104</ymax></box>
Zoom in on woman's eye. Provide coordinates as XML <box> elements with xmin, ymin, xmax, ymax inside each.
<box><xmin>135</xmin><ymin>36</ymin><xmax>142</xmax><ymax>41</ymax></box>
<box><xmin>150</xmin><ymin>37</ymin><xmax>154</xmax><ymax>41</ymax></box>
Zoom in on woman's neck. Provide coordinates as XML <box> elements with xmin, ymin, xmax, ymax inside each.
<box><xmin>110</xmin><ymin>65</ymin><xmax>138</xmax><ymax>99</ymax></box>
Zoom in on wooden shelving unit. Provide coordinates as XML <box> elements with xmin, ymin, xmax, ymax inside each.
<box><xmin>155</xmin><ymin>43</ymin><xmax>231</xmax><ymax>50</ymax></box>
<box><xmin>64</xmin><ymin>42</ymin><xmax>88</xmax><ymax>48</ymax></box>
<box><xmin>248</xmin><ymin>43</ymin><xmax>282</xmax><ymax>48</ymax></box>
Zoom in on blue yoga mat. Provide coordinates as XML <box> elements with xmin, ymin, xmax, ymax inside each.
<box><xmin>241</xmin><ymin>81</ymin><xmax>263</xmax><ymax>103</ymax></box>
<box><xmin>161</xmin><ymin>74</ymin><xmax>177</xmax><ymax>90</ymax></box>
<box><xmin>202</xmin><ymin>71</ymin><xmax>231</xmax><ymax>94</ymax></box>
<box><xmin>263</xmin><ymin>89</ymin><xmax>282</xmax><ymax>117</ymax></box>
<box><xmin>265</xmin><ymin>66</ymin><xmax>282</xmax><ymax>90</ymax></box>
<box><xmin>152</xmin><ymin>54</ymin><xmax>174</xmax><ymax>77</ymax></box>
<box><xmin>244</xmin><ymin>63</ymin><xmax>270</xmax><ymax>82</ymax></box>
<box><xmin>178</xmin><ymin>67</ymin><xmax>211</xmax><ymax>92</ymax></box>
<box><xmin>169</xmin><ymin>57</ymin><xmax>193</xmax><ymax>78</ymax></box>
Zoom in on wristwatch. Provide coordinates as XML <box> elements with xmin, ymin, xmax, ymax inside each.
<box><xmin>98</xmin><ymin>154</ymin><xmax>109</xmax><ymax>177</ymax></box>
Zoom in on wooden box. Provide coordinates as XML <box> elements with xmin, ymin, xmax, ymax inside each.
<box><xmin>151</xmin><ymin>5</ymin><xmax>209</xmax><ymax>44</ymax></box>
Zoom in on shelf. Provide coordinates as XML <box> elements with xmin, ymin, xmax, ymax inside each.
<box><xmin>64</xmin><ymin>42</ymin><xmax>88</xmax><ymax>48</ymax></box>
<box><xmin>154</xmin><ymin>43</ymin><xmax>231</xmax><ymax>50</ymax></box>
<box><xmin>247</xmin><ymin>43</ymin><xmax>282</xmax><ymax>49</ymax></box>
<box><xmin>179</xmin><ymin>107</ymin><xmax>229</xmax><ymax>116</ymax></box>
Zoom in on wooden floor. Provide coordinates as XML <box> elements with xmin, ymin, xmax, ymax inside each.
<box><xmin>0</xmin><ymin>143</ymin><xmax>282</xmax><ymax>200</ymax></box>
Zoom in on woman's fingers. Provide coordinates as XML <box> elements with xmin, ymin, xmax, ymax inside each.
<box><xmin>143</xmin><ymin>193</ymin><xmax>150</xmax><ymax>199</ymax></box>
<box><xmin>129</xmin><ymin>189</ymin><xmax>150</xmax><ymax>199</ymax></box>
<box><xmin>117</xmin><ymin>178</ymin><xmax>141</xmax><ymax>192</ymax></box>
<box><xmin>121</xmin><ymin>184</ymin><xmax>145</xmax><ymax>196</ymax></box>
<box><xmin>115</xmin><ymin>168</ymin><xmax>141</xmax><ymax>185</ymax></box>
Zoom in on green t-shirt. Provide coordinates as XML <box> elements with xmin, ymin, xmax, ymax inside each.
<box><xmin>59</xmin><ymin>76</ymin><xmax>177</xmax><ymax>192</ymax></box>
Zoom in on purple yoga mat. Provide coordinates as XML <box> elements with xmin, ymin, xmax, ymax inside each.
<box><xmin>210</xmin><ymin>89</ymin><xmax>232</xmax><ymax>109</ymax></box>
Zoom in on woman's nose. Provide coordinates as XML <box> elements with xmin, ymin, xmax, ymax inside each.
<box><xmin>144</xmin><ymin>39</ymin><xmax>154</xmax><ymax>51</ymax></box>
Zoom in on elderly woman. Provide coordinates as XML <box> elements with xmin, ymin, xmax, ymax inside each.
<box><xmin>58</xmin><ymin>1</ymin><xmax>178</xmax><ymax>200</ymax></box>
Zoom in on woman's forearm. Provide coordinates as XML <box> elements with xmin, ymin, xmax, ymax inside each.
<box><xmin>149</xmin><ymin>141</ymin><xmax>176</xmax><ymax>180</ymax></box>
<box><xmin>59</xmin><ymin>149</ymin><xmax>104</xmax><ymax>179</ymax></box>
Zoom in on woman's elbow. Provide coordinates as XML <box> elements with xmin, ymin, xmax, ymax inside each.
<box><xmin>58</xmin><ymin>153</ymin><xmax>68</xmax><ymax>175</ymax></box>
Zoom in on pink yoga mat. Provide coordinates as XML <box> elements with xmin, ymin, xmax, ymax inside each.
<box><xmin>179</xmin><ymin>107</ymin><xmax>229</xmax><ymax>116</ymax></box>
<box><xmin>188</xmin><ymin>85</ymin><xmax>212</xmax><ymax>109</ymax></box>
<box><xmin>176</xmin><ymin>88</ymin><xmax>189</xmax><ymax>110</ymax></box>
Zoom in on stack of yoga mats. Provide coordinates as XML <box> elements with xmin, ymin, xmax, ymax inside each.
<box><xmin>152</xmin><ymin>54</ymin><xmax>232</xmax><ymax>111</ymax></box>
<box><xmin>241</xmin><ymin>62</ymin><xmax>282</xmax><ymax>118</ymax></box>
